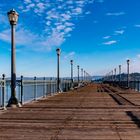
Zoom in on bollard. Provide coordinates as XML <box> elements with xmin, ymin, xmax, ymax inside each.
<box><xmin>2</xmin><ymin>74</ymin><xmax>6</xmax><ymax>110</ymax></box>
<box><xmin>20</xmin><ymin>75</ymin><xmax>23</xmax><ymax>104</ymax></box>
<box><xmin>34</xmin><ymin>77</ymin><xmax>37</xmax><ymax>100</ymax></box>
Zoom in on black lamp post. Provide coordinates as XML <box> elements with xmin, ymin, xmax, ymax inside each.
<box><xmin>56</xmin><ymin>48</ymin><xmax>61</xmax><ymax>93</ymax></box>
<box><xmin>70</xmin><ymin>60</ymin><xmax>73</xmax><ymax>89</ymax></box>
<box><xmin>111</xmin><ymin>70</ymin><xmax>113</xmax><ymax>81</ymax></box>
<box><xmin>127</xmin><ymin>59</ymin><xmax>130</xmax><ymax>88</ymax></box>
<box><xmin>81</xmin><ymin>68</ymin><xmax>83</xmax><ymax>82</ymax></box>
<box><xmin>114</xmin><ymin>68</ymin><xmax>116</xmax><ymax>81</ymax></box>
<box><xmin>119</xmin><ymin>65</ymin><xmax>121</xmax><ymax>83</ymax></box>
<box><xmin>7</xmin><ymin>9</ymin><xmax>20</xmax><ymax>107</ymax></box>
<box><xmin>86</xmin><ymin>72</ymin><xmax>87</xmax><ymax>81</ymax></box>
<box><xmin>84</xmin><ymin>70</ymin><xmax>86</xmax><ymax>82</ymax></box>
<box><xmin>110</xmin><ymin>71</ymin><xmax>112</xmax><ymax>81</ymax></box>
<box><xmin>77</xmin><ymin>65</ymin><xmax>80</xmax><ymax>84</ymax></box>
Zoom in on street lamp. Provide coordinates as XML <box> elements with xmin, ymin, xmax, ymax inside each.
<box><xmin>70</xmin><ymin>60</ymin><xmax>73</xmax><ymax>89</ymax></box>
<box><xmin>111</xmin><ymin>70</ymin><xmax>113</xmax><ymax>81</ymax></box>
<box><xmin>56</xmin><ymin>48</ymin><xmax>61</xmax><ymax>93</ymax></box>
<box><xmin>119</xmin><ymin>65</ymin><xmax>121</xmax><ymax>83</ymax></box>
<box><xmin>114</xmin><ymin>68</ymin><xmax>116</xmax><ymax>81</ymax></box>
<box><xmin>84</xmin><ymin>70</ymin><xmax>86</xmax><ymax>82</ymax></box>
<box><xmin>81</xmin><ymin>68</ymin><xmax>83</xmax><ymax>82</ymax></box>
<box><xmin>109</xmin><ymin>71</ymin><xmax>112</xmax><ymax>81</ymax></box>
<box><xmin>77</xmin><ymin>65</ymin><xmax>80</xmax><ymax>85</ymax></box>
<box><xmin>127</xmin><ymin>59</ymin><xmax>130</xmax><ymax>88</ymax></box>
<box><xmin>7</xmin><ymin>9</ymin><xmax>20</xmax><ymax>107</ymax></box>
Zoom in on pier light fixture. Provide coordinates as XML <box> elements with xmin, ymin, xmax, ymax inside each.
<box><xmin>7</xmin><ymin>9</ymin><xmax>20</xmax><ymax>107</ymax></box>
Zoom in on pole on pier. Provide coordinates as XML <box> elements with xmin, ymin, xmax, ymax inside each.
<box><xmin>7</xmin><ymin>9</ymin><xmax>21</xmax><ymax>107</ymax></box>
<box><xmin>119</xmin><ymin>65</ymin><xmax>121</xmax><ymax>84</ymax></box>
<box><xmin>127</xmin><ymin>59</ymin><xmax>130</xmax><ymax>88</ymax></box>
<box><xmin>70</xmin><ymin>60</ymin><xmax>74</xmax><ymax>89</ymax></box>
<box><xmin>56</xmin><ymin>48</ymin><xmax>61</xmax><ymax>93</ymax></box>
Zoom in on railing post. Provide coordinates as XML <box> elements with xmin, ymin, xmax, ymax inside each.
<box><xmin>67</xmin><ymin>79</ymin><xmax>69</xmax><ymax>91</ymax></box>
<box><xmin>61</xmin><ymin>78</ymin><xmax>63</xmax><ymax>92</ymax></box>
<box><xmin>136</xmin><ymin>80</ymin><xmax>139</xmax><ymax>91</ymax></box>
<box><xmin>50</xmin><ymin>78</ymin><xmax>52</xmax><ymax>95</ymax></box>
<box><xmin>134</xmin><ymin>79</ymin><xmax>136</xmax><ymax>91</ymax></box>
<box><xmin>65</xmin><ymin>79</ymin><xmax>67</xmax><ymax>91</ymax></box>
<box><xmin>66</xmin><ymin>79</ymin><xmax>68</xmax><ymax>92</ymax></box>
<box><xmin>46</xmin><ymin>79</ymin><xmax>48</xmax><ymax>97</ymax></box>
<box><xmin>55</xmin><ymin>79</ymin><xmax>57</xmax><ymax>93</ymax></box>
<box><xmin>43</xmin><ymin>77</ymin><xmax>46</xmax><ymax>98</ymax></box>
<box><xmin>69</xmin><ymin>79</ymin><xmax>71</xmax><ymax>90</ymax></box>
<box><xmin>138</xmin><ymin>80</ymin><xmax>140</xmax><ymax>92</ymax></box>
<box><xmin>53</xmin><ymin>79</ymin><xmax>55</xmax><ymax>94</ymax></box>
<box><xmin>2</xmin><ymin>74</ymin><xmax>6</xmax><ymax>110</ymax></box>
<box><xmin>133</xmin><ymin>80</ymin><xmax>135</xmax><ymax>90</ymax></box>
<box><xmin>64</xmin><ymin>79</ymin><xmax>66</xmax><ymax>92</ymax></box>
<box><xmin>20</xmin><ymin>75</ymin><xmax>23</xmax><ymax>105</ymax></box>
<box><xmin>34</xmin><ymin>77</ymin><xmax>37</xmax><ymax>100</ymax></box>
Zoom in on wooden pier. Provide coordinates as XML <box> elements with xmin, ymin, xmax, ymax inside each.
<box><xmin>0</xmin><ymin>84</ymin><xmax>140</xmax><ymax>139</ymax></box>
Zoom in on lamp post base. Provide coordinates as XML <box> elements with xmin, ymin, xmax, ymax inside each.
<box><xmin>7</xmin><ymin>96</ymin><xmax>21</xmax><ymax>108</ymax></box>
<box><xmin>57</xmin><ymin>90</ymin><xmax>62</xmax><ymax>93</ymax></box>
<box><xmin>2</xmin><ymin>107</ymin><xmax>7</xmax><ymax>110</ymax></box>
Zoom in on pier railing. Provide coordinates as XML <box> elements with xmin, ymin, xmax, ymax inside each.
<box><xmin>0</xmin><ymin>79</ymin><xmax>5</xmax><ymax>108</ymax></box>
<box><xmin>104</xmin><ymin>80</ymin><xmax>140</xmax><ymax>92</ymax></box>
<box><xmin>0</xmin><ymin>76</ymin><xmax>90</xmax><ymax>109</ymax></box>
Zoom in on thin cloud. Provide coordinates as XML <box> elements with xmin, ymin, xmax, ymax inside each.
<box><xmin>134</xmin><ymin>24</ymin><xmax>140</xmax><ymax>28</ymax></box>
<box><xmin>103</xmin><ymin>40</ymin><xmax>117</xmax><ymax>45</ymax></box>
<box><xmin>0</xmin><ymin>27</ymin><xmax>65</xmax><ymax>51</ymax></box>
<box><xmin>64</xmin><ymin>51</ymin><xmax>75</xmax><ymax>59</ymax></box>
<box><xmin>106</xmin><ymin>12</ymin><xmax>125</xmax><ymax>16</ymax></box>
<box><xmin>0</xmin><ymin>0</ymin><xmax>95</xmax><ymax>51</ymax></box>
<box><xmin>114</xmin><ymin>30</ymin><xmax>125</xmax><ymax>35</ymax></box>
<box><xmin>103</xmin><ymin>36</ymin><xmax>111</xmax><ymax>39</ymax></box>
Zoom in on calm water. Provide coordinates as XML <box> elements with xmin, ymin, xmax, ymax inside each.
<box><xmin>0</xmin><ymin>79</ymin><xmax>71</xmax><ymax>107</ymax></box>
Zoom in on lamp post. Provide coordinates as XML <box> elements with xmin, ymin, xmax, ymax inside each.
<box><xmin>56</xmin><ymin>48</ymin><xmax>61</xmax><ymax>93</ymax></box>
<box><xmin>127</xmin><ymin>59</ymin><xmax>130</xmax><ymax>88</ymax></box>
<box><xmin>70</xmin><ymin>60</ymin><xmax>73</xmax><ymax>89</ymax></box>
<box><xmin>81</xmin><ymin>68</ymin><xmax>83</xmax><ymax>82</ymax></box>
<box><xmin>77</xmin><ymin>65</ymin><xmax>80</xmax><ymax>85</ymax></box>
<box><xmin>84</xmin><ymin>70</ymin><xmax>86</xmax><ymax>82</ymax></box>
<box><xmin>111</xmin><ymin>70</ymin><xmax>113</xmax><ymax>81</ymax></box>
<box><xmin>109</xmin><ymin>71</ymin><xmax>112</xmax><ymax>81</ymax></box>
<box><xmin>7</xmin><ymin>9</ymin><xmax>20</xmax><ymax>107</ymax></box>
<box><xmin>119</xmin><ymin>65</ymin><xmax>121</xmax><ymax>83</ymax></box>
<box><xmin>114</xmin><ymin>68</ymin><xmax>116</xmax><ymax>81</ymax></box>
<box><xmin>86</xmin><ymin>72</ymin><xmax>88</xmax><ymax>81</ymax></box>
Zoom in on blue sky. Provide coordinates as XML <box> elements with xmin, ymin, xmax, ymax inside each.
<box><xmin>0</xmin><ymin>0</ymin><xmax>140</xmax><ymax>77</ymax></box>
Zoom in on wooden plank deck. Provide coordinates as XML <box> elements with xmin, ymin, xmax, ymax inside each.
<box><xmin>0</xmin><ymin>84</ymin><xmax>140</xmax><ymax>140</ymax></box>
